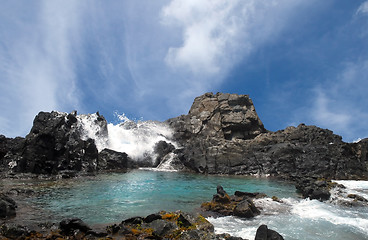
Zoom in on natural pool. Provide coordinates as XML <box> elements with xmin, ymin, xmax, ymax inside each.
<box><xmin>2</xmin><ymin>169</ymin><xmax>368</xmax><ymax>240</ymax></box>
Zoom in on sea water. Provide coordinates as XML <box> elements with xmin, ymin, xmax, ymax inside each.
<box><xmin>4</xmin><ymin>170</ymin><xmax>368</xmax><ymax>240</ymax></box>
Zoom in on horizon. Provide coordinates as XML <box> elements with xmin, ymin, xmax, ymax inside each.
<box><xmin>1</xmin><ymin>1</ymin><xmax>368</xmax><ymax>142</ymax></box>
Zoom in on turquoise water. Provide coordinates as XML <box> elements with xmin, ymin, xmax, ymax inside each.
<box><xmin>4</xmin><ymin>169</ymin><xmax>368</xmax><ymax>239</ymax></box>
<box><xmin>21</xmin><ymin>169</ymin><xmax>296</xmax><ymax>225</ymax></box>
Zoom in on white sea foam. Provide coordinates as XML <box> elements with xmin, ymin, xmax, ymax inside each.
<box><xmin>77</xmin><ymin>113</ymin><xmax>109</xmax><ymax>151</ymax></box>
<box><xmin>208</xmin><ymin>195</ymin><xmax>368</xmax><ymax>240</ymax></box>
<box><xmin>331</xmin><ymin>180</ymin><xmax>368</xmax><ymax>202</ymax></box>
<box><xmin>291</xmin><ymin>199</ymin><xmax>368</xmax><ymax>234</ymax></box>
<box><xmin>77</xmin><ymin>112</ymin><xmax>177</xmax><ymax>163</ymax></box>
<box><xmin>156</xmin><ymin>153</ymin><xmax>178</xmax><ymax>171</ymax></box>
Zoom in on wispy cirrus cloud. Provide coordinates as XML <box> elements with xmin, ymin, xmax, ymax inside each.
<box><xmin>357</xmin><ymin>1</ymin><xmax>368</xmax><ymax>14</ymax></box>
<box><xmin>0</xmin><ymin>1</ymin><xmax>82</xmax><ymax>137</ymax></box>
<box><xmin>306</xmin><ymin>60</ymin><xmax>368</xmax><ymax>141</ymax></box>
<box><xmin>161</xmin><ymin>0</ymin><xmax>315</xmax><ymax>78</ymax></box>
<box><xmin>0</xmin><ymin>0</ymin><xmax>326</xmax><ymax>138</ymax></box>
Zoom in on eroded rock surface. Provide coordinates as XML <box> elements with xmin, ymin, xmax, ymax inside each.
<box><xmin>167</xmin><ymin>92</ymin><xmax>368</xmax><ymax>179</ymax></box>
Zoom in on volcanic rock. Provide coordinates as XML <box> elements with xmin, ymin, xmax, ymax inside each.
<box><xmin>98</xmin><ymin>148</ymin><xmax>137</xmax><ymax>170</ymax></box>
<box><xmin>167</xmin><ymin>92</ymin><xmax>368</xmax><ymax>180</ymax></box>
<box><xmin>0</xmin><ymin>193</ymin><xmax>17</xmax><ymax>219</ymax></box>
<box><xmin>201</xmin><ymin>186</ymin><xmax>261</xmax><ymax>218</ymax></box>
<box><xmin>255</xmin><ymin>224</ymin><xmax>284</xmax><ymax>240</ymax></box>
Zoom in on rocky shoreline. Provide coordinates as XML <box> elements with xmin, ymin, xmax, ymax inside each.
<box><xmin>0</xmin><ymin>185</ymin><xmax>285</xmax><ymax>240</ymax></box>
<box><xmin>1</xmin><ymin>92</ymin><xmax>368</xmax><ymax>239</ymax></box>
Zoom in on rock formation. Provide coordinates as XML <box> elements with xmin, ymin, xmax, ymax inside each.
<box><xmin>0</xmin><ymin>111</ymin><xmax>136</xmax><ymax>176</ymax></box>
<box><xmin>167</xmin><ymin>92</ymin><xmax>368</xmax><ymax>180</ymax></box>
<box><xmin>201</xmin><ymin>185</ymin><xmax>263</xmax><ymax>218</ymax></box>
<box><xmin>0</xmin><ymin>92</ymin><xmax>367</xmax><ymax>180</ymax></box>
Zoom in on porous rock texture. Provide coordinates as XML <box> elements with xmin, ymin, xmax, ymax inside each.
<box><xmin>167</xmin><ymin>92</ymin><xmax>368</xmax><ymax>180</ymax></box>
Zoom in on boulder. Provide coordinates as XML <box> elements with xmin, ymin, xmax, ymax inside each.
<box><xmin>59</xmin><ymin>218</ymin><xmax>92</xmax><ymax>234</ymax></box>
<box><xmin>0</xmin><ymin>193</ymin><xmax>17</xmax><ymax>219</ymax></box>
<box><xmin>255</xmin><ymin>225</ymin><xmax>284</xmax><ymax>240</ymax></box>
<box><xmin>295</xmin><ymin>177</ymin><xmax>333</xmax><ymax>201</ymax></box>
<box><xmin>233</xmin><ymin>199</ymin><xmax>260</xmax><ymax>218</ymax></box>
<box><xmin>201</xmin><ymin>186</ymin><xmax>261</xmax><ymax>218</ymax></box>
<box><xmin>98</xmin><ymin>148</ymin><xmax>136</xmax><ymax>170</ymax></box>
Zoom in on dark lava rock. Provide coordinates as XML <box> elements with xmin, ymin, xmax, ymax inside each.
<box><xmin>0</xmin><ymin>193</ymin><xmax>17</xmax><ymax>219</ymax></box>
<box><xmin>201</xmin><ymin>185</ymin><xmax>261</xmax><ymax>218</ymax></box>
<box><xmin>106</xmin><ymin>211</ymin><xmax>222</xmax><ymax>240</ymax></box>
<box><xmin>167</xmin><ymin>92</ymin><xmax>368</xmax><ymax>180</ymax></box>
<box><xmin>233</xmin><ymin>199</ymin><xmax>260</xmax><ymax>218</ymax></box>
<box><xmin>98</xmin><ymin>148</ymin><xmax>136</xmax><ymax>170</ymax></box>
<box><xmin>255</xmin><ymin>225</ymin><xmax>284</xmax><ymax>240</ymax></box>
<box><xmin>0</xmin><ymin>224</ymin><xmax>31</xmax><ymax>239</ymax></box>
<box><xmin>0</xmin><ymin>111</ymin><xmax>137</xmax><ymax>176</ymax></box>
<box><xmin>154</xmin><ymin>140</ymin><xmax>176</xmax><ymax>166</ymax></box>
<box><xmin>59</xmin><ymin>218</ymin><xmax>92</xmax><ymax>234</ymax></box>
<box><xmin>295</xmin><ymin>177</ymin><xmax>334</xmax><ymax>201</ymax></box>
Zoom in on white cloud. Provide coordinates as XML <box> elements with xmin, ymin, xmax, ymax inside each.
<box><xmin>357</xmin><ymin>1</ymin><xmax>368</xmax><ymax>15</ymax></box>
<box><xmin>0</xmin><ymin>1</ymin><xmax>82</xmax><ymax>137</ymax></box>
<box><xmin>160</xmin><ymin>0</ymin><xmax>314</xmax><ymax>77</ymax></box>
<box><xmin>309</xmin><ymin>60</ymin><xmax>368</xmax><ymax>141</ymax></box>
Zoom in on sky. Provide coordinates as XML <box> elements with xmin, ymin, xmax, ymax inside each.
<box><xmin>0</xmin><ymin>0</ymin><xmax>367</xmax><ymax>142</ymax></box>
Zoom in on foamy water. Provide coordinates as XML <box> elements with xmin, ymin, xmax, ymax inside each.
<box><xmin>77</xmin><ymin>113</ymin><xmax>177</xmax><ymax>164</ymax></box>
<box><xmin>208</xmin><ymin>181</ymin><xmax>368</xmax><ymax>240</ymax></box>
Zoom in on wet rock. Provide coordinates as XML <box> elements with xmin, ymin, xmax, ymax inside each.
<box><xmin>201</xmin><ymin>186</ymin><xmax>262</xmax><ymax>218</ymax></box>
<box><xmin>0</xmin><ymin>193</ymin><xmax>17</xmax><ymax>219</ymax></box>
<box><xmin>59</xmin><ymin>218</ymin><xmax>92</xmax><ymax>234</ymax></box>
<box><xmin>255</xmin><ymin>225</ymin><xmax>284</xmax><ymax>240</ymax></box>
<box><xmin>295</xmin><ymin>177</ymin><xmax>332</xmax><ymax>201</ymax></box>
<box><xmin>347</xmin><ymin>194</ymin><xmax>368</xmax><ymax>202</ymax></box>
<box><xmin>213</xmin><ymin>185</ymin><xmax>231</xmax><ymax>204</ymax></box>
<box><xmin>233</xmin><ymin>199</ymin><xmax>260</xmax><ymax>218</ymax></box>
<box><xmin>0</xmin><ymin>224</ymin><xmax>30</xmax><ymax>239</ymax></box>
<box><xmin>106</xmin><ymin>211</ymin><xmax>221</xmax><ymax>239</ymax></box>
<box><xmin>154</xmin><ymin>140</ymin><xmax>176</xmax><ymax>166</ymax></box>
<box><xmin>98</xmin><ymin>148</ymin><xmax>137</xmax><ymax>170</ymax></box>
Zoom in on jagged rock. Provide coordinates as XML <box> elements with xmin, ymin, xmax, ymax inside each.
<box><xmin>0</xmin><ymin>224</ymin><xmax>31</xmax><ymax>239</ymax></box>
<box><xmin>0</xmin><ymin>111</ymin><xmax>135</xmax><ymax>176</ymax></box>
<box><xmin>98</xmin><ymin>148</ymin><xmax>137</xmax><ymax>170</ymax></box>
<box><xmin>154</xmin><ymin>140</ymin><xmax>176</xmax><ymax>166</ymax></box>
<box><xmin>295</xmin><ymin>177</ymin><xmax>333</xmax><ymax>201</ymax></box>
<box><xmin>106</xmin><ymin>211</ymin><xmax>222</xmax><ymax>240</ymax></box>
<box><xmin>201</xmin><ymin>186</ymin><xmax>261</xmax><ymax>218</ymax></box>
<box><xmin>6</xmin><ymin>111</ymin><xmax>101</xmax><ymax>174</ymax></box>
<box><xmin>255</xmin><ymin>225</ymin><xmax>284</xmax><ymax>240</ymax></box>
<box><xmin>167</xmin><ymin>92</ymin><xmax>368</xmax><ymax>179</ymax></box>
<box><xmin>59</xmin><ymin>218</ymin><xmax>92</xmax><ymax>234</ymax></box>
<box><xmin>0</xmin><ymin>193</ymin><xmax>17</xmax><ymax>219</ymax></box>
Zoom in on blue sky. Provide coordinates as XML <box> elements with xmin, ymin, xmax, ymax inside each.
<box><xmin>1</xmin><ymin>0</ymin><xmax>367</xmax><ymax>142</ymax></box>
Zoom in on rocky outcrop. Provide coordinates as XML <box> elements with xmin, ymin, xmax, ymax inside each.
<box><xmin>294</xmin><ymin>178</ymin><xmax>337</xmax><ymax>201</ymax></box>
<box><xmin>0</xmin><ymin>212</ymin><xmax>247</xmax><ymax>240</ymax></box>
<box><xmin>1</xmin><ymin>92</ymin><xmax>367</xmax><ymax>179</ymax></box>
<box><xmin>167</xmin><ymin>92</ymin><xmax>368</xmax><ymax>180</ymax></box>
<box><xmin>0</xmin><ymin>111</ymin><xmax>137</xmax><ymax>176</ymax></box>
<box><xmin>201</xmin><ymin>186</ymin><xmax>262</xmax><ymax>218</ymax></box>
